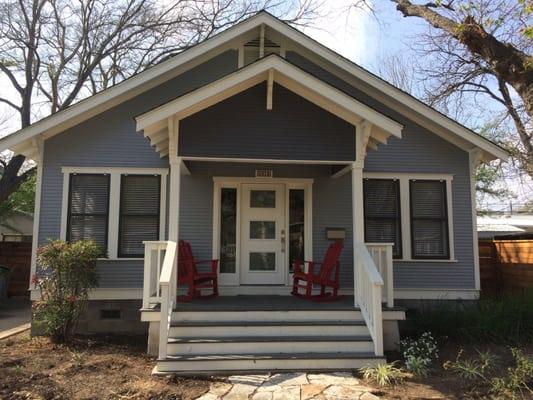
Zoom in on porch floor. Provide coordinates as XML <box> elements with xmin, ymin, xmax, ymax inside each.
<box><xmin>175</xmin><ymin>295</ymin><xmax>356</xmax><ymax>311</ymax></box>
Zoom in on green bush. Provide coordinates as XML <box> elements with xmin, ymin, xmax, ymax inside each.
<box><xmin>32</xmin><ymin>240</ymin><xmax>101</xmax><ymax>343</ymax></box>
<box><xmin>408</xmin><ymin>291</ymin><xmax>533</xmax><ymax>344</ymax></box>
<box><xmin>400</xmin><ymin>332</ymin><xmax>439</xmax><ymax>377</ymax></box>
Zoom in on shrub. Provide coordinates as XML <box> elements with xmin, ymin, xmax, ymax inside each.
<box><xmin>408</xmin><ymin>291</ymin><xmax>533</xmax><ymax>344</ymax></box>
<box><xmin>444</xmin><ymin>349</ymin><xmax>496</xmax><ymax>382</ymax></box>
<box><xmin>32</xmin><ymin>240</ymin><xmax>101</xmax><ymax>343</ymax></box>
<box><xmin>359</xmin><ymin>361</ymin><xmax>403</xmax><ymax>387</ymax></box>
<box><xmin>400</xmin><ymin>332</ymin><xmax>439</xmax><ymax>376</ymax></box>
<box><xmin>490</xmin><ymin>348</ymin><xmax>533</xmax><ymax>399</ymax></box>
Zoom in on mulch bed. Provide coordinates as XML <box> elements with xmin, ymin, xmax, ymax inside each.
<box><xmin>1</xmin><ymin>332</ymin><xmax>532</xmax><ymax>399</ymax></box>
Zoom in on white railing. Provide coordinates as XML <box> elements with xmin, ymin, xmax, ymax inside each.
<box><xmin>354</xmin><ymin>242</ymin><xmax>384</xmax><ymax>356</ymax></box>
<box><xmin>366</xmin><ymin>243</ymin><xmax>394</xmax><ymax>308</ymax></box>
<box><xmin>157</xmin><ymin>240</ymin><xmax>177</xmax><ymax>360</ymax></box>
<box><xmin>142</xmin><ymin>241</ymin><xmax>169</xmax><ymax>309</ymax></box>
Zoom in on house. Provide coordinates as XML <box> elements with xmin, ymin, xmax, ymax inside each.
<box><xmin>0</xmin><ymin>12</ymin><xmax>507</xmax><ymax>374</ymax></box>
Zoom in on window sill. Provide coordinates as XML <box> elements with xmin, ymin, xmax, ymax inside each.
<box><xmin>97</xmin><ymin>257</ymin><xmax>143</xmax><ymax>261</ymax></box>
<box><xmin>394</xmin><ymin>258</ymin><xmax>458</xmax><ymax>263</ymax></box>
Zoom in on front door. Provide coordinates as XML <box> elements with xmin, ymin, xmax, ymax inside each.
<box><xmin>240</xmin><ymin>184</ymin><xmax>286</xmax><ymax>285</ymax></box>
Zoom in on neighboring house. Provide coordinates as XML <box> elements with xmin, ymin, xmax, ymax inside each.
<box><xmin>0</xmin><ymin>211</ymin><xmax>33</xmax><ymax>241</ymax></box>
<box><xmin>0</xmin><ymin>12</ymin><xmax>507</xmax><ymax>373</ymax></box>
<box><xmin>478</xmin><ymin>215</ymin><xmax>533</xmax><ymax>239</ymax></box>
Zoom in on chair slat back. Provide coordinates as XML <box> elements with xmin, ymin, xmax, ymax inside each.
<box><xmin>318</xmin><ymin>240</ymin><xmax>343</xmax><ymax>280</ymax></box>
<box><xmin>178</xmin><ymin>240</ymin><xmax>197</xmax><ymax>277</ymax></box>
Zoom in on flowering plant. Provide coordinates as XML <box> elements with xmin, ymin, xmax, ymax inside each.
<box><xmin>32</xmin><ymin>240</ymin><xmax>101</xmax><ymax>342</ymax></box>
<box><xmin>399</xmin><ymin>332</ymin><xmax>439</xmax><ymax>376</ymax></box>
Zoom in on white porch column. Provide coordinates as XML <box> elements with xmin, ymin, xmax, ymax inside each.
<box><xmin>168</xmin><ymin>117</ymin><xmax>181</xmax><ymax>302</ymax></box>
<box><xmin>352</xmin><ymin>162</ymin><xmax>364</xmax><ymax>307</ymax></box>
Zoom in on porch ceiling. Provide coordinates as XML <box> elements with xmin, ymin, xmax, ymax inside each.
<box><xmin>135</xmin><ymin>54</ymin><xmax>403</xmax><ymax>159</ymax></box>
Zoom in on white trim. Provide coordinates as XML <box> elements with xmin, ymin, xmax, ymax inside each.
<box><xmin>212</xmin><ymin>177</ymin><xmax>313</xmax><ymax>287</ymax></box>
<box><xmin>30</xmin><ymin>288</ymin><xmax>144</xmax><ymax>301</ymax></box>
<box><xmin>135</xmin><ymin>55</ymin><xmax>403</xmax><ymax>139</ymax></box>
<box><xmin>363</xmin><ymin>172</ymin><xmax>456</xmax><ymax>262</ymax></box>
<box><xmin>29</xmin><ymin>137</ymin><xmax>43</xmax><ymax>290</ymax></box>
<box><xmin>394</xmin><ymin>288</ymin><xmax>479</xmax><ymax>300</ymax></box>
<box><xmin>61</xmin><ymin>166</ymin><xmax>169</xmax><ymax>175</ymax></box>
<box><xmin>60</xmin><ymin>167</ymin><xmax>169</xmax><ymax>258</ymax></box>
<box><xmin>186</xmin><ymin>156</ymin><xmax>352</xmax><ymax>165</ymax></box>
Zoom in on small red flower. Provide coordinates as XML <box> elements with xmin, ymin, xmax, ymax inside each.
<box><xmin>67</xmin><ymin>295</ymin><xmax>77</xmax><ymax>303</ymax></box>
<box><xmin>31</xmin><ymin>274</ymin><xmax>39</xmax><ymax>286</ymax></box>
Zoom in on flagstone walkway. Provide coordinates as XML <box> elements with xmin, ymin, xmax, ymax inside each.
<box><xmin>195</xmin><ymin>372</ymin><xmax>381</xmax><ymax>400</ymax></box>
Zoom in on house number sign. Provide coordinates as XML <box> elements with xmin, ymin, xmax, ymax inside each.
<box><xmin>255</xmin><ymin>169</ymin><xmax>273</xmax><ymax>178</ymax></box>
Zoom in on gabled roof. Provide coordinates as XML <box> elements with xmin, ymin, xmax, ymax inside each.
<box><xmin>135</xmin><ymin>54</ymin><xmax>403</xmax><ymax>158</ymax></box>
<box><xmin>0</xmin><ymin>11</ymin><xmax>508</xmax><ymax>162</ymax></box>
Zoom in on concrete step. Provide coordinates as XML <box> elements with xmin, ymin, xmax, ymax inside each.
<box><xmin>168</xmin><ymin>320</ymin><xmax>369</xmax><ymax>338</ymax></box>
<box><xmin>167</xmin><ymin>335</ymin><xmax>374</xmax><ymax>355</ymax></box>
<box><xmin>155</xmin><ymin>352</ymin><xmax>385</xmax><ymax>374</ymax></box>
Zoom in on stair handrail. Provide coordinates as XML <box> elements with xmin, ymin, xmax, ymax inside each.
<box><xmin>158</xmin><ymin>240</ymin><xmax>177</xmax><ymax>360</ymax></box>
<box><xmin>354</xmin><ymin>242</ymin><xmax>384</xmax><ymax>356</ymax></box>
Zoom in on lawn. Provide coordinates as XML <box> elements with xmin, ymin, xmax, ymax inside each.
<box><xmin>2</xmin><ymin>331</ymin><xmax>532</xmax><ymax>399</ymax></box>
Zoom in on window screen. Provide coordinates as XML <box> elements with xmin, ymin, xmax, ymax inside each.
<box><xmin>410</xmin><ymin>180</ymin><xmax>449</xmax><ymax>259</ymax></box>
<box><xmin>67</xmin><ymin>174</ymin><xmax>110</xmax><ymax>250</ymax></box>
<box><xmin>363</xmin><ymin>179</ymin><xmax>402</xmax><ymax>258</ymax></box>
<box><xmin>118</xmin><ymin>175</ymin><xmax>161</xmax><ymax>257</ymax></box>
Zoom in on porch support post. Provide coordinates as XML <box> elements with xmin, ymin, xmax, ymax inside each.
<box><xmin>353</xmin><ymin>121</ymin><xmax>371</xmax><ymax>307</ymax></box>
<box><xmin>168</xmin><ymin>117</ymin><xmax>181</xmax><ymax>303</ymax></box>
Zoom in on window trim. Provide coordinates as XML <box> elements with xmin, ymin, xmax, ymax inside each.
<box><xmin>409</xmin><ymin>179</ymin><xmax>450</xmax><ymax>260</ymax></box>
<box><xmin>363</xmin><ymin>172</ymin><xmax>456</xmax><ymax>262</ymax></box>
<box><xmin>60</xmin><ymin>167</ymin><xmax>168</xmax><ymax>260</ymax></box>
<box><xmin>117</xmin><ymin>174</ymin><xmax>162</xmax><ymax>258</ymax></box>
<box><xmin>66</xmin><ymin>173</ymin><xmax>111</xmax><ymax>252</ymax></box>
<box><xmin>363</xmin><ymin>178</ymin><xmax>402</xmax><ymax>259</ymax></box>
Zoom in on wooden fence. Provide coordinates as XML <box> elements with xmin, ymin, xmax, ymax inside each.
<box><xmin>0</xmin><ymin>241</ymin><xmax>32</xmax><ymax>297</ymax></box>
<box><xmin>480</xmin><ymin>239</ymin><xmax>533</xmax><ymax>295</ymax></box>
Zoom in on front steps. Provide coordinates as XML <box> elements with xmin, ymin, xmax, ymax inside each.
<box><xmin>153</xmin><ymin>308</ymin><xmax>386</xmax><ymax>374</ymax></box>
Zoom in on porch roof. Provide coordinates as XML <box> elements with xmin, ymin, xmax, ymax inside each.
<box><xmin>135</xmin><ymin>55</ymin><xmax>404</xmax><ymax>159</ymax></box>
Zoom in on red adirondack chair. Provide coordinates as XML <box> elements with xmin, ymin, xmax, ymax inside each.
<box><xmin>178</xmin><ymin>240</ymin><xmax>219</xmax><ymax>301</ymax></box>
<box><xmin>291</xmin><ymin>240</ymin><xmax>343</xmax><ymax>301</ymax></box>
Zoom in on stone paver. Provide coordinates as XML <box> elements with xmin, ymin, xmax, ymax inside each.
<box><xmin>196</xmin><ymin>372</ymin><xmax>380</xmax><ymax>400</ymax></box>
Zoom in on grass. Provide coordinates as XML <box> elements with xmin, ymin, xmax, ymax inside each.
<box><xmin>407</xmin><ymin>290</ymin><xmax>533</xmax><ymax>344</ymax></box>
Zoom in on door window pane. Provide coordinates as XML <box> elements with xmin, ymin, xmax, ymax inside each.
<box><xmin>250</xmin><ymin>221</ymin><xmax>275</xmax><ymax>239</ymax></box>
<box><xmin>289</xmin><ymin>189</ymin><xmax>305</xmax><ymax>273</ymax></box>
<box><xmin>220</xmin><ymin>188</ymin><xmax>237</xmax><ymax>273</ymax></box>
<box><xmin>249</xmin><ymin>252</ymin><xmax>276</xmax><ymax>271</ymax></box>
<box><xmin>250</xmin><ymin>190</ymin><xmax>275</xmax><ymax>208</ymax></box>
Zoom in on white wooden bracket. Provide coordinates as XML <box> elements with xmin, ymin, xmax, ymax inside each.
<box><xmin>356</xmin><ymin>120</ymin><xmax>372</xmax><ymax>163</ymax></box>
<box><xmin>267</xmin><ymin>69</ymin><xmax>274</xmax><ymax>111</ymax></box>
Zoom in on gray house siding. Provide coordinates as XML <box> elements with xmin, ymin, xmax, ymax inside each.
<box><xmin>38</xmin><ymin>50</ymin><xmax>238</xmax><ymax>287</ymax></box>
<box><xmin>179</xmin><ymin>82</ymin><xmax>355</xmax><ymax>161</ymax></box>
<box><xmin>286</xmin><ymin>51</ymin><xmax>475</xmax><ymax>289</ymax></box>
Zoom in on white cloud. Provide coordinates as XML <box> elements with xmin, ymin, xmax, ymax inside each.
<box><xmin>301</xmin><ymin>1</ymin><xmax>376</xmax><ymax>66</ymax></box>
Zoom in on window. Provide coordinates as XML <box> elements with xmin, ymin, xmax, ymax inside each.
<box><xmin>364</xmin><ymin>179</ymin><xmax>402</xmax><ymax>258</ymax></box>
<box><xmin>289</xmin><ymin>189</ymin><xmax>305</xmax><ymax>273</ymax></box>
<box><xmin>220</xmin><ymin>188</ymin><xmax>237</xmax><ymax>273</ymax></box>
<box><xmin>410</xmin><ymin>180</ymin><xmax>449</xmax><ymax>259</ymax></box>
<box><xmin>241</xmin><ymin>37</ymin><xmax>281</xmax><ymax>66</ymax></box>
<box><xmin>67</xmin><ymin>174</ymin><xmax>110</xmax><ymax>250</ymax></box>
<box><xmin>118</xmin><ymin>175</ymin><xmax>161</xmax><ymax>257</ymax></box>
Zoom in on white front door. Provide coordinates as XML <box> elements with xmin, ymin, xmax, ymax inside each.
<box><xmin>240</xmin><ymin>183</ymin><xmax>286</xmax><ymax>285</ymax></box>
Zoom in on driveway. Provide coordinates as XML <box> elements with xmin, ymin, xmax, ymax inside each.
<box><xmin>0</xmin><ymin>297</ymin><xmax>31</xmax><ymax>339</ymax></box>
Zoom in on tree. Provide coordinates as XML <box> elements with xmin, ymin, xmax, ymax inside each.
<box><xmin>0</xmin><ymin>0</ymin><xmax>320</xmax><ymax>204</ymax></box>
<box><xmin>389</xmin><ymin>0</ymin><xmax>533</xmax><ymax>179</ymax></box>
